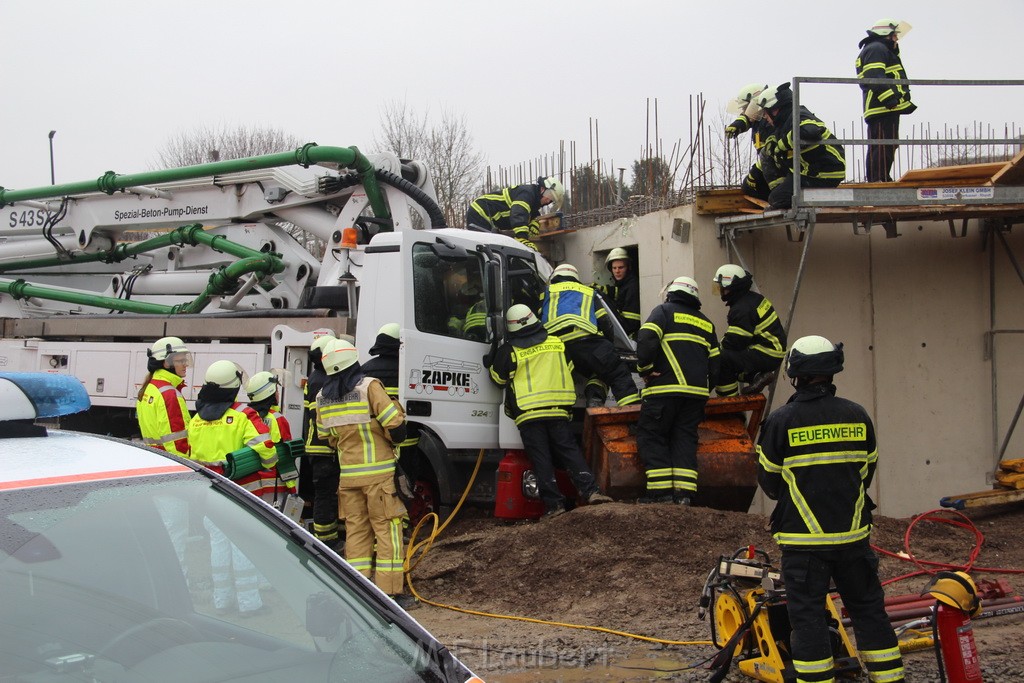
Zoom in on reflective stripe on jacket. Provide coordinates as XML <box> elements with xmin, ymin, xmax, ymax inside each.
<box><xmin>636</xmin><ymin>302</ymin><xmax>720</xmax><ymax>398</ymax></box>
<box><xmin>722</xmin><ymin>290</ymin><xmax>787</xmax><ymax>360</ymax></box>
<box><xmin>189</xmin><ymin>402</ymin><xmax>277</xmax><ymax>497</ymax></box>
<box><xmin>542</xmin><ymin>281</ymin><xmax>605</xmax><ymax>341</ymax></box>
<box><xmin>316</xmin><ymin>377</ymin><xmax>406</xmax><ymax>486</ymax></box>
<box><xmin>136</xmin><ymin>369</ymin><xmax>190</xmax><ymax>457</ymax></box>
<box><xmin>303</xmin><ymin>368</ymin><xmax>334</xmax><ymax>457</ymax></box>
<box><xmin>469</xmin><ymin>183</ymin><xmax>542</xmax><ymax>233</ymax></box>
<box><xmin>756</xmin><ymin>385</ymin><xmax>877</xmax><ymax>547</ymax></box>
<box><xmin>856</xmin><ymin>36</ymin><xmax>916</xmax><ymax>120</ymax></box>
<box><xmin>609</xmin><ymin>275</ymin><xmax>641</xmax><ymax>339</ymax></box>
<box><xmin>488</xmin><ymin>330</ymin><xmax>576</xmax><ymax>425</ymax></box>
<box><xmin>767</xmin><ymin>105</ymin><xmax>846</xmax><ymax>181</ymax></box>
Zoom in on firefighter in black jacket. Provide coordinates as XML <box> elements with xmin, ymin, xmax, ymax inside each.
<box><xmin>857</xmin><ymin>19</ymin><xmax>916</xmax><ymax>182</ymax></box>
<box><xmin>360</xmin><ymin>322</ymin><xmax>419</xmax><ymax>499</ymax></box>
<box><xmin>604</xmin><ymin>247</ymin><xmax>641</xmax><ymax>339</ymax></box>
<box><xmin>712</xmin><ymin>265</ymin><xmax>786</xmax><ymax>397</ymax></box>
<box><xmin>757</xmin><ymin>336</ymin><xmax>904</xmax><ymax>683</ymax></box>
<box><xmin>466</xmin><ymin>176</ymin><xmax>565</xmax><ymax>251</ymax></box>
<box><xmin>487</xmin><ymin>304</ymin><xmax>613</xmax><ymax>518</ymax></box>
<box><xmin>725</xmin><ymin>82</ymin><xmax>776</xmax><ymax>202</ymax></box>
<box><xmin>302</xmin><ymin>332</ymin><xmax>342</xmax><ymax>549</ymax></box>
<box><xmin>636</xmin><ymin>277</ymin><xmax>720</xmax><ymax>504</ymax></box>
<box><xmin>751</xmin><ymin>83</ymin><xmax>845</xmax><ymax>209</ymax></box>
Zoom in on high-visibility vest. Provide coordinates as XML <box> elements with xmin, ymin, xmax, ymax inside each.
<box><xmin>542</xmin><ymin>281</ymin><xmax>604</xmax><ymax>341</ymax></box>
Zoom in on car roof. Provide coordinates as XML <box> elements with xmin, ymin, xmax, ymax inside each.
<box><xmin>0</xmin><ymin>431</ymin><xmax>192</xmax><ymax>492</ymax></box>
<box><xmin>0</xmin><ymin>372</ymin><xmax>192</xmax><ymax>492</ymax></box>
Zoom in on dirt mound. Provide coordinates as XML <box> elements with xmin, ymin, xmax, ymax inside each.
<box><xmin>412</xmin><ymin>501</ymin><xmax>1024</xmax><ymax>680</ymax></box>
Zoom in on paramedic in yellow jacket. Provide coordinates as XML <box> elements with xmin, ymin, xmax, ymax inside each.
<box><xmin>316</xmin><ymin>338</ymin><xmax>416</xmax><ymax>610</ymax></box>
<box><xmin>189</xmin><ymin>360</ymin><xmax>277</xmax><ymax>617</ymax></box>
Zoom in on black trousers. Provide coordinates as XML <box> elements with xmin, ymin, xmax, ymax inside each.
<box><xmin>742</xmin><ymin>160</ymin><xmax>771</xmax><ymax>201</ymax></box>
<box><xmin>309</xmin><ymin>456</ymin><xmax>341</xmax><ymax>542</ymax></box>
<box><xmin>636</xmin><ymin>395</ymin><xmax>706</xmax><ymax>495</ymax></box>
<box><xmin>768</xmin><ymin>173</ymin><xmax>843</xmax><ymax>209</ymax></box>
<box><xmin>715</xmin><ymin>349</ymin><xmax>780</xmax><ymax>396</ymax></box>
<box><xmin>563</xmin><ymin>335</ymin><xmax>639</xmax><ymax>404</ymax></box>
<box><xmin>866</xmin><ymin>113</ymin><xmax>901</xmax><ymax>183</ymax></box>
<box><xmin>518</xmin><ymin>418</ymin><xmax>598</xmax><ymax>511</ymax></box>
<box><xmin>781</xmin><ymin>543</ymin><xmax>903</xmax><ymax>682</ymax></box>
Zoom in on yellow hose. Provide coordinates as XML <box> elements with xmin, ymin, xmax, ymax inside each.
<box><xmin>403</xmin><ymin>448</ymin><xmax>713</xmax><ymax>647</ymax></box>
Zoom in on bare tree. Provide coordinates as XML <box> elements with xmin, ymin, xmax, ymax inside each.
<box><xmin>373</xmin><ymin>101</ymin><xmax>430</xmax><ymax>160</ymax></box>
<box><xmin>427</xmin><ymin>110</ymin><xmax>486</xmax><ymax>226</ymax></box>
<box><xmin>154</xmin><ymin>124</ymin><xmax>305</xmax><ymax>168</ymax></box>
<box><xmin>374</xmin><ymin>100</ymin><xmax>484</xmax><ymax>227</ymax></box>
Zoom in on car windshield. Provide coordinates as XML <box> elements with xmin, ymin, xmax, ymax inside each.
<box><xmin>0</xmin><ymin>446</ymin><xmax>453</xmax><ymax>683</ymax></box>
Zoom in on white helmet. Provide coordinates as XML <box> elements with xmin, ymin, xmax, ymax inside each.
<box><xmin>869</xmin><ymin>18</ymin><xmax>912</xmax><ymax>39</ymax></box>
<box><xmin>148</xmin><ymin>336</ymin><xmax>191</xmax><ymax>365</ymax></box>
<box><xmin>785</xmin><ymin>335</ymin><xmax>845</xmax><ymax>379</ymax></box>
<box><xmin>726</xmin><ymin>82</ymin><xmax>769</xmax><ymax>115</ymax></box>
<box><xmin>205</xmin><ymin>360</ymin><xmax>244</xmax><ymax>389</ymax></box>
<box><xmin>505</xmin><ymin>304</ymin><xmax>538</xmax><ymax>333</ymax></box>
<box><xmin>551</xmin><ymin>263</ymin><xmax>580</xmax><ymax>282</ymax></box>
<box><xmin>246</xmin><ymin>371</ymin><xmax>279</xmax><ymax>403</ymax></box>
<box><xmin>321</xmin><ymin>338</ymin><xmax>359</xmax><ymax>375</ymax></box>
<box><xmin>666</xmin><ymin>276</ymin><xmax>699</xmax><ymax>301</ymax></box>
<box><xmin>377</xmin><ymin>322</ymin><xmax>400</xmax><ymax>340</ymax></box>
<box><xmin>540</xmin><ymin>176</ymin><xmax>565</xmax><ymax>212</ymax></box>
<box><xmin>605</xmin><ymin>247</ymin><xmax>631</xmax><ymax>271</ymax></box>
<box><xmin>712</xmin><ymin>264</ymin><xmax>751</xmax><ymax>294</ymax></box>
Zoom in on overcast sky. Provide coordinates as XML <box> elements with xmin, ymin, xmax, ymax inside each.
<box><xmin>4</xmin><ymin>0</ymin><xmax>1023</xmax><ymax>189</ymax></box>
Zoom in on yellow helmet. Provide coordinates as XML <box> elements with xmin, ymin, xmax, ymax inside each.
<box><xmin>726</xmin><ymin>82</ymin><xmax>769</xmax><ymax>115</ymax></box>
<box><xmin>925</xmin><ymin>571</ymin><xmax>981</xmax><ymax>616</ymax></box>
<box><xmin>321</xmin><ymin>338</ymin><xmax>359</xmax><ymax>375</ymax></box>
<box><xmin>246</xmin><ymin>371</ymin><xmax>279</xmax><ymax>403</ymax></box>
<box><xmin>377</xmin><ymin>322</ymin><xmax>400</xmax><ymax>340</ymax></box>
<box><xmin>205</xmin><ymin>360</ymin><xmax>244</xmax><ymax>389</ymax></box>
<box><xmin>148</xmin><ymin>336</ymin><xmax>192</xmax><ymax>366</ymax></box>
<box><xmin>540</xmin><ymin>176</ymin><xmax>565</xmax><ymax>212</ymax></box>
<box><xmin>310</xmin><ymin>331</ymin><xmax>336</xmax><ymax>354</ymax></box>
<box><xmin>869</xmin><ymin>18</ymin><xmax>912</xmax><ymax>39</ymax></box>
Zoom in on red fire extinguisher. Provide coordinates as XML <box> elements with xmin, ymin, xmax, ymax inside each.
<box><xmin>926</xmin><ymin>571</ymin><xmax>983</xmax><ymax>682</ymax></box>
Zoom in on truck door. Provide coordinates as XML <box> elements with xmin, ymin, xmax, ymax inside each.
<box><xmin>402</xmin><ymin>241</ymin><xmax>502</xmax><ymax>449</ymax></box>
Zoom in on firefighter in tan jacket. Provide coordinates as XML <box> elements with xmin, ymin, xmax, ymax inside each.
<box><xmin>315</xmin><ymin>338</ymin><xmax>416</xmax><ymax>610</ymax></box>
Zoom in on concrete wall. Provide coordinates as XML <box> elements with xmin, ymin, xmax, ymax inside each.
<box><xmin>554</xmin><ymin>208</ymin><xmax>1024</xmax><ymax>518</ymax></box>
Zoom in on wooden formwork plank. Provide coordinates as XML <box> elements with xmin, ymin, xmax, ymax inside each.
<box><xmin>990</xmin><ymin>148</ymin><xmax>1024</xmax><ymax>186</ymax></box>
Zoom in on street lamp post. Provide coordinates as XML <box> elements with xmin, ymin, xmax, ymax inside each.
<box><xmin>48</xmin><ymin>130</ymin><xmax>57</xmax><ymax>185</ymax></box>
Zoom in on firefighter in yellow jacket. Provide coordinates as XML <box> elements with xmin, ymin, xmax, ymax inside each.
<box><xmin>315</xmin><ymin>338</ymin><xmax>416</xmax><ymax>610</ymax></box>
<box><xmin>189</xmin><ymin>360</ymin><xmax>277</xmax><ymax>616</ymax></box>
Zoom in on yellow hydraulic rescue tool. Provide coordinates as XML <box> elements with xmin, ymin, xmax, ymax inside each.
<box><xmin>700</xmin><ymin>547</ymin><xmax>859</xmax><ymax>682</ymax></box>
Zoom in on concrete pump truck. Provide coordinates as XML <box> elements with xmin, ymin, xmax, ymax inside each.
<box><xmin>0</xmin><ymin>143</ymin><xmax>559</xmax><ymax>519</ymax></box>
<box><xmin>0</xmin><ymin>143</ymin><xmax>763</xmax><ymax>519</ymax></box>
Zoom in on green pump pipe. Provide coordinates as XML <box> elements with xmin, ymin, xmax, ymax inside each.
<box><xmin>0</xmin><ymin>224</ymin><xmax>286</xmax><ymax>274</ymax></box>
<box><xmin>0</xmin><ymin>143</ymin><xmax>389</xmax><ymax>220</ymax></box>
<box><xmin>178</xmin><ymin>255</ymin><xmax>283</xmax><ymax>314</ymax></box>
<box><xmin>0</xmin><ymin>279</ymin><xmax>178</xmax><ymax>315</ymax></box>
<box><xmin>0</xmin><ymin>224</ymin><xmax>287</xmax><ymax>314</ymax></box>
